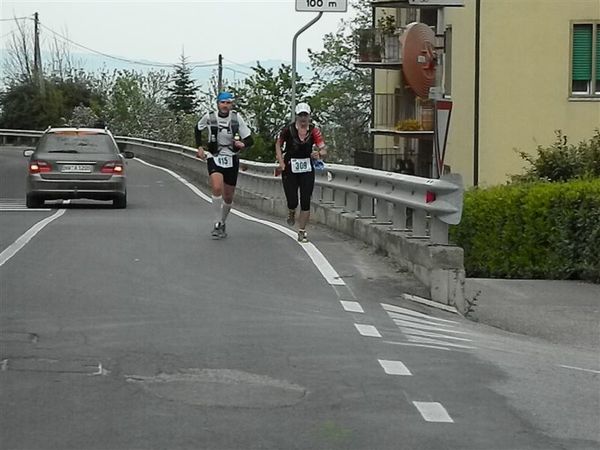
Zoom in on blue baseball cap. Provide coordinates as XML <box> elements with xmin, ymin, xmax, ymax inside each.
<box><xmin>217</xmin><ymin>92</ymin><xmax>234</xmax><ymax>102</ymax></box>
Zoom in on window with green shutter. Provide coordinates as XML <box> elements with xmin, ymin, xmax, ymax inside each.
<box><xmin>571</xmin><ymin>23</ymin><xmax>599</xmax><ymax>97</ymax></box>
<box><xmin>596</xmin><ymin>25</ymin><xmax>600</xmax><ymax>85</ymax></box>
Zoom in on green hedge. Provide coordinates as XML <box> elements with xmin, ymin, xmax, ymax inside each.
<box><xmin>450</xmin><ymin>180</ymin><xmax>600</xmax><ymax>282</ymax></box>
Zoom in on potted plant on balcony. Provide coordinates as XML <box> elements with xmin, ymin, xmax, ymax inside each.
<box><xmin>356</xmin><ymin>28</ymin><xmax>381</xmax><ymax>62</ymax></box>
<box><xmin>378</xmin><ymin>13</ymin><xmax>399</xmax><ymax>63</ymax></box>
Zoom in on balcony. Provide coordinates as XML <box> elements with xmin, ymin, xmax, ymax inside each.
<box><xmin>371</xmin><ymin>93</ymin><xmax>434</xmax><ymax>139</ymax></box>
<box><xmin>354</xmin><ymin>28</ymin><xmax>402</xmax><ymax>69</ymax></box>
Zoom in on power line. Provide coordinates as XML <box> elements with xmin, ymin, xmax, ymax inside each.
<box><xmin>39</xmin><ymin>22</ymin><xmax>217</xmax><ymax>69</ymax></box>
<box><xmin>222</xmin><ymin>65</ymin><xmax>251</xmax><ymax>77</ymax></box>
<box><xmin>223</xmin><ymin>58</ymin><xmax>255</xmax><ymax>70</ymax></box>
<box><xmin>39</xmin><ymin>23</ymin><xmax>174</xmax><ymax>67</ymax></box>
<box><xmin>0</xmin><ymin>16</ymin><xmax>33</xmax><ymax>22</ymax></box>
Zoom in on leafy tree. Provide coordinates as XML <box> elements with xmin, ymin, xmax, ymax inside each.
<box><xmin>0</xmin><ymin>77</ymin><xmax>97</xmax><ymax>129</ymax></box>
<box><xmin>102</xmin><ymin>70</ymin><xmax>175</xmax><ymax>139</ymax></box>
<box><xmin>229</xmin><ymin>62</ymin><xmax>308</xmax><ymax>161</ymax></box>
<box><xmin>166</xmin><ymin>54</ymin><xmax>199</xmax><ymax>114</ymax></box>
<box><xmin>308</xmin><ymin>0</ymin><xmax>372</xmax><ymax>163</ymax></box>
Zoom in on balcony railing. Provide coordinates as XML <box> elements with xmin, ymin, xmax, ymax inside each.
<box><xmin>372</xmin><ymin>93</ymin><xmax>434</xmax><ymax>137</ymax></box>
<box><xmin>355</xmin><ymin>28</ymin><xmax>402</xmax><ymax>67</ymax></box>
<box><xmin>355</xmin><ymin>148</ymin><xmax>416</xmax><ymax>174</ymax></box>
<box><xmin>355</xmin><ymin>28</ymin><xmax>382</xmax><ymax>63</ymax></box>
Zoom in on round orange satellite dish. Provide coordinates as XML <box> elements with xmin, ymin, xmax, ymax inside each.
<box><xmin>401</xmin><ymin>22</ymin><xmax>437</xmax><ymax>99</ymax></box>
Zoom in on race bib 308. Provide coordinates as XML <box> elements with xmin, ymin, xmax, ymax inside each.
<box><xmin>291</xmin><ymin>158</ymin><xmax>312</xmax><ymax>173</ymax></box>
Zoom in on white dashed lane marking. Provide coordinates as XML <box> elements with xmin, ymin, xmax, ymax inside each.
<box><xmin>413</xmin><ymin>402</ymin><xmax>454</xmax><ymax>423</ymax></box>
<box><xmin>378</xmin><ymin>359</ymin><xmax>412</xmax><ymax>376</ymax></box>
<box><xmin>354</xmin><ymin>324</ymin><xmax>382</xmax><ymax>338</ymax></box>
<box><xmin>340</xmin><ymin>301</ymin><xmax>364</xmax><ymax>313</ymax></box>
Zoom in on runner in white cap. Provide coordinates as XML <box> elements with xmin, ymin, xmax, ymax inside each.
<box><xmin>275</xmin><ymin>102</ymin><xmax>327</xmax><ymax>243</ymax></box>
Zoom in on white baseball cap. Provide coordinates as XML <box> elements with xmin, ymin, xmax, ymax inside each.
<box><xmin>295</xmin><ymin>102</ymin><xmax>311</xmax><ymax>115</ymax></box>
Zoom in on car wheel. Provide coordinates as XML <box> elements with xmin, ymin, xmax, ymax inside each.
<box><xmin>26</xmin><ymin>194</ymin><xmax>43</xmax><ymax>208</ymax></box>
<box><xmin>113</xmin><ymin>194</ymin><xmax>127</xmax><ymax>209</ymax></box>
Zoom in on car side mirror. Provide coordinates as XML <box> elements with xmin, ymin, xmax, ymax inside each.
<box><xmin>23</xmin><ymin>149</ymin><xmax>34</xmax><ymax>157</ymax></box>
<box><xmin>123</xmin><ymin>151</ymin><xmax>135</xmax><ymax>159</ymax></box>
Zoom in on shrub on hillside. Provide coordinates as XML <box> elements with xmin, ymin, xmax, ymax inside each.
<box><xmin>450</xmin><ymin>180</ymin><xmax>600</xmax><ymax>282</ymax></box>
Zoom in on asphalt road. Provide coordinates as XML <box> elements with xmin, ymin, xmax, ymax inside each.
<box><xmin>1</xmin><ymin>146</ymin><xmax>598</xmax><ymax>450</ymax></box>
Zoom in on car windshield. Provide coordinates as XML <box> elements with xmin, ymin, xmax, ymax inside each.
<box><xmin>39</xmin><ymin>132</ymin><xmax>116</xmax><ymax>154</ymax></box>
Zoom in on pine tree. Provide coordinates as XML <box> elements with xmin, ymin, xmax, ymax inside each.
<box><xmin>166</xmin><ymin>54</ymin><xmax>199</xmax><ymax>114</ymax></box>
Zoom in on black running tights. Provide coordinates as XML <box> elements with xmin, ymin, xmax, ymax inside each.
<box><xmin>282</xmin><ymin>170</ymin><xmax>315</xmax><ymax>211</ymax></box>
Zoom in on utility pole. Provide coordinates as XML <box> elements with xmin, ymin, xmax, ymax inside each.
<box><xmin>217</xmin><ymin>54</ymin><xmax>223</xmax><ymax>93</ymax></box>
<box><xmin>33</xmin><ymin>12</ymin><xmax>41</xmax><ymax>75</ymax></box>
<box><xmin>33</xmin><ymin>12</ymin><xmax>44</xmax><ymax>93</ymax></box>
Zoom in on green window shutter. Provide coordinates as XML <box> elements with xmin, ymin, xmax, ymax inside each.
<box><xmin>572</xmin><ymin>24</ymin><xmax>592</xmax><ymax>81</ymax></box>
<box><xmin>596</xmin><ymin>25</ymin><xmax>600</xmax><ymax>81</ymax></box>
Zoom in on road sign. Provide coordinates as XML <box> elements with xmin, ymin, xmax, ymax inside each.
<box><xmin>295</xmin><ymin>0</ymin><xmax>348</xmax><ymax>13</ymax></box>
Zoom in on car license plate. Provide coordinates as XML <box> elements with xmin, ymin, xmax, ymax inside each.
<box><xmin>61</xmin><ymin>164</ymin><xmax>92</xmax><ymax>173</ymax></box>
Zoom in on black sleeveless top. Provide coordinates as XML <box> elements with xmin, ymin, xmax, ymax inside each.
<box><xmin>279</xmin><ymin>123</ymin><xmax>317</xmax><ymax>162</ymax></box>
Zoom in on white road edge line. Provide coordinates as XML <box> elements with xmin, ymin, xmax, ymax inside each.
<box><xmin>134</xmin><ymin>157</ymin><xmax>345</xmax><ymax>286</ymax></box>
<box><xmin>413</xmin><ymin>402</ymin><xmax>454</xmax><ymax>423</ymax></box>
<box><xmin>559</xmin><ymin>364</ymin><xmax>600</xmax><ymax>374</ymax></box>
<box><xmin>0</xmin><ymin>208</ymin><xmax>66</xmax><ymax>267</ymax></box>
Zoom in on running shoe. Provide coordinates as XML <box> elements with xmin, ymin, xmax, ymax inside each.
<box><xmin>287</xmin><ymin>210</ymin><xmax>295</xmax><ymax>226</ymax></box>
<box><xmin>219</xmin><ymin>222</ymin><xmax>227</xmax><ymax>238</ymax></box>
<box><xmin>211</xmin><ymin>222</ymin><xmax>222</xmax><ymax>239</ymax></box>
<box><xmin>297</xmin><ymin>229</ymin><xmax>308</xmax><ymax>243</ymax></box>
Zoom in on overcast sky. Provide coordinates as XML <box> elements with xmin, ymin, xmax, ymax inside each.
<box><xmin>1</xmin><ymin>0</ymin><xmax>356</xmax><ymax>72</ymax></box>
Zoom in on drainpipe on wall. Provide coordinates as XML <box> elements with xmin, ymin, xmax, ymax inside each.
<box><xmin>473</xmin><ymin>0</ymin><xmax>481</xmax><ymax>186</ymax></box>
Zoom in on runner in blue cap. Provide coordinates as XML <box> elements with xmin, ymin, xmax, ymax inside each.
<box><xmin>217</xmin><ymin>92</ymin><xmax>234</xmax><ymax>102</ymax></box>
<box><xmin>195</xmin><ymin>92</ymin><xmax>254</xmax><ymax>239</ymax></box>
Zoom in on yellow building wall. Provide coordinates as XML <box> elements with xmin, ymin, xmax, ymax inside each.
<box><xmin>445</xmin><ymin>1</ymin><xmax>476</xmax><ymax>185</ymax></box>
<box><xmin>446</xmin><ymin>0</ymin><xmax>600</xmax><ymax>186</ymax></box>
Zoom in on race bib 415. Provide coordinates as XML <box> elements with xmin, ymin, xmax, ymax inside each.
<box><xmin>214</xmin><ymin>155</ymin><xmax>233</xmax><ymax>168</ymax></box>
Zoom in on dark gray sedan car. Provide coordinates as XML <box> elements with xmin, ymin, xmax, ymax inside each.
<box><xmin>24</xmin><ymin>127</ymin><xmax>134</xmax><ymax>208</ymax></box>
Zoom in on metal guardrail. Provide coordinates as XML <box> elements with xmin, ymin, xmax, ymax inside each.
<box><xmin>0</xmin><ymin>129</ymin><xmax>43</xmax><ymax>145</ymax></box>
<box><xmin>2</xmin><ymin>130</ymin><xmax>464</xmax><ymax>244</ymax></box>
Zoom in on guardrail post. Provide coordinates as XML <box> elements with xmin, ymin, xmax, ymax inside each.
<box><xmin>322</xmin><ymin>186</ymin><xmax>334</xmax><ymax>203</ymax></box>
<box><xmin>430</xmin><ymin>218</ymin><xmax>449</xmax><ymax>244</ymax></box>
<box><xmin>346</xmin><ymin>191</ymin><xmax>358</xmax><ymax>213</ymax></box>
<box><xmin>334</xmin><ymin>189</ymin><xmax>345</xmax><ymax>208</ymax></box>
<box><xmin>412</xmin><ymin>209</ymin><xmax>427</xmax><ymax>236</ymax></box>
<box><xmin>359</xmin><ymin>195</ymin><xmax>374</xmax><ymax>217</ymax></box>
<box><xmin>393</xmin><ymin>204</ymin><xmax>408</xmax><ymax>229</ymax></box>
<box><xmin>375</xmin><ymin>199</ymin><xmax>391</xmax><ymax>223</ymax></box>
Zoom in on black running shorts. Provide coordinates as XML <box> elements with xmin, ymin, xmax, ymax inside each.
<box><xmin>207</xmin><ymin>155</ymin><xmax>240</xmax><ymax>186</ymax></box>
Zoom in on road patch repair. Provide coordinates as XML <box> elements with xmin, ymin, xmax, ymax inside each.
<box><xmin>125</xmin><ymin>368</ymin><xmax>307</xmax><ymax>408</ymax></box>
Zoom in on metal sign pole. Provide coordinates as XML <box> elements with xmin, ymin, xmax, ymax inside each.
<box><xmin>291</xmin><ymin>12</ymin><xmax>323</xmax><ymax>121</ymax></box>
